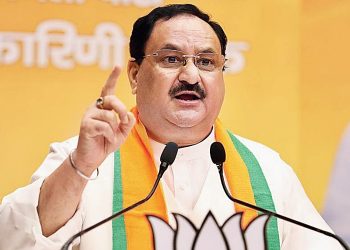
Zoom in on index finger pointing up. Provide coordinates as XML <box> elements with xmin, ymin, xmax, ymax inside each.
<box><xmin>100</xmin><ymin>66</ymin><xmax>121</xmax><ymax>97</ymax></box>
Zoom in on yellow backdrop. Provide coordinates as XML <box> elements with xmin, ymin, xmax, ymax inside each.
<box><xmin>1</xmin><ymin>0</ymin><xmax>350</xmax><ymax>211</ymax></box>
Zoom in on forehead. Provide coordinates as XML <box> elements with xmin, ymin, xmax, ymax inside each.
<box><xmin>145</xmin><ymin>15</ymin><xmax>221</xmax><ymax>53</ymax></box>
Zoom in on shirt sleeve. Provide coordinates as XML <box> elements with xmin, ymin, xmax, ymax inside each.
<box><xmin>277</xmin><ymin>159</ymin><xmax>344</xmax><ymax>250</ymax></box>
<box><xmin>235</xmin><ymin>135</ymin><xmax>344</xmax><ymax>250</ymax></box>
<box><xmin>0</xmin><ymin>137</ymin><xmax>84</xmax><ymax>250</ymax></box>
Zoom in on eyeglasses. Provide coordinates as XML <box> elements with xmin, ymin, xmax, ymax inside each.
<box><xmin>133</xmin><ymin>49</ymin><xmax>226</xmax><ymax>72</ymax></box>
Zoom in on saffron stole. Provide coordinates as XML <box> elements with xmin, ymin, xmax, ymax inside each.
<box><xmin>111</xmin><ymin>117</ymin><xmax>280</xmax><ymax>250</ymax></box>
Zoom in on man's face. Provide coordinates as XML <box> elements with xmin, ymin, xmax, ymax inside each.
<box><xmin>129</xmin><ymin>15</ymin><xmax>225</xmax><ymax>144</ymax></box>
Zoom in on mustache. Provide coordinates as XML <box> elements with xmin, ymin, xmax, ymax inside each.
<box><xmin>168</xmin><ymin>82</ymin><xmax>206</xmax><ymax>99</ymax></box>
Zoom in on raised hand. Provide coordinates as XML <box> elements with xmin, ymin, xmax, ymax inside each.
<box><xmin>73</xmin><ymin>66</ymin><xmax>136</xmax><ymax>176</ymax></box>
<box><xmin>37</xmin><ymin>67</ymin><xmax>136</xmax><ymax>237</ymax></box>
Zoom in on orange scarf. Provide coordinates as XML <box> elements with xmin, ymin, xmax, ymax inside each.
<box><xmin>112</xmin><ymin>109</ymin><xmax>279</xmax><ymax>250</ymax></box>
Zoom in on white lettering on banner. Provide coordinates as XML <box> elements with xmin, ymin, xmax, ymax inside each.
<box><xmin>37</xmin><ymin>0</ymin><xmax>164</xmax><ymax>7</ymax></box>
<box><xmin>225</xmin><ymin>41</ymin><xmax>250</xmax><ymax>74</ymax></box>
<box><xmin>94</xmin><ymin>22</ymin><xmax>126</xmax><ymax>69</ymax></box>
<box><xmin>0</xmin><ymin>20</ymin><xmax>127</xmax><ymax>70</ymax></box>
<box><xmin>36</xmin><ymin>20</ymin><xmax>76</xmax><ymax>69</ymax></box>
<box><xmin>0</xmin><ymin>20</ymin><xmax>248</xmax><ymax>73</ymax></box>
<box><xmin>0</xmin><ymin>37</ymin><xmax>20</xmax><ymax>65</ymax></box>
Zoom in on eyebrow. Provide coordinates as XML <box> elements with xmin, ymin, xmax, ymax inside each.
<box><xmin>200</xmin><ymin>48</ymin><xmax>216</xmax><ymax>54</ymax></box>
<box><xmin>159</xmin><ymin>44</ymin><xmax>179</xmax><ymax>50</ymax></box>
<box><xmin>158</xmin><ymin>44</ymin><xmax>218</xmax><ymax>54</ymax></box>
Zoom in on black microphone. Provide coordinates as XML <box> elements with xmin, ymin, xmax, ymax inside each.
<box><xmin>210</xmin><ymin>141</ymin><xmax>349</xmax><ymax>250</ymax></box>
<box><xmin>61</xmin><ymin>142</ymin><xmax>178</xmax><ymax>250</ymax></box>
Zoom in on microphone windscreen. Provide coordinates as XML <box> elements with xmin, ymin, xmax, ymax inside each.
<box><xmin>210</xmin><ymin>142</ymin><xmax>226</xmax><ymax>164</ymax></box>
<box><xmin>160</xmin><ymin>142</ymin><xmax>178</xmax><ymax>165</ymax></box>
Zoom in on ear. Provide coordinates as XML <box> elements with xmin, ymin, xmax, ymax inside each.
<box><xmin>127</xmin><ymin>60</ymin><xmax>139</xmax><ymax>95</ymax></box>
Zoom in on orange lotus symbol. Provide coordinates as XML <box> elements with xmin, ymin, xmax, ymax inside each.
<box><xmin>147</xmin><ymin>211</ymin><xmax>270</xmax><ymax>250</ymax></box>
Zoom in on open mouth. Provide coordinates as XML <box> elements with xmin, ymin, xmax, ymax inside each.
<box><xmin>175</xmin><ymin>92</ymin><xmax>201</xmax><ymax>101</ymax></box>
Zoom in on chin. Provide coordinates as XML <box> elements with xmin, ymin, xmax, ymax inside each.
<box><xmin>168</xmin><ymin>110</ymin><xmax>206</xmax><ymax>128</ymax></box>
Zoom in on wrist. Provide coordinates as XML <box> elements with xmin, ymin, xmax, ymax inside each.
<box><xmin>69</xmin><ymin>150</ymin><xmax>99</xmax><ymax>181</ymax></box>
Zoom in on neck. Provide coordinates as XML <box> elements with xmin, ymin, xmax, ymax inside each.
<box><xmin>146</xmin><ymin>126</ymin><xmax>213</xmax><ymax>147</ymax></box>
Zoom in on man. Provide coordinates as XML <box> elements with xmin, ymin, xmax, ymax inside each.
<box><xmin>0</xmin><ymin>4</ymin><xmax>343</xmax><ymax>250</ymax></box>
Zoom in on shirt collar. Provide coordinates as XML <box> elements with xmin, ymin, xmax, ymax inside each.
<box><xmin>150</xmin><ymin>127</ymin><xmax>215</xmax><ymax>164</ymax></box>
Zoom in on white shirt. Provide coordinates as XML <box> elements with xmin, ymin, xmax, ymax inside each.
<box><xmin>150</xmin><ymin>129</ymin><xmax>234</xmax><ymax>228</ymax></box>
<box><xmin>0</xmin><ymin>132</ymin><xmax>343</xmax><ymax>249</ymax></box>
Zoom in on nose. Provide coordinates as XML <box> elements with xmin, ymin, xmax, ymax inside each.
<box><xmin>178</xmin><ymin>58</ymin><xmax>201</xmax><ymax>85</ymax></box>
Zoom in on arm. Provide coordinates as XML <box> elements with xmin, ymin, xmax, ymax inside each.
<box><xmin>235</xmin><ymin>136</ymin><xmax>343</xmax><ymax>249</ymax></box>
<box><xmin>37</xmin><ymin>66</ymin><xmax>135</xmax><ymax>236</ymax></box>
<box><xmin>279</xmin><ymin>161</ymin><xmax>343</xmax><ymax>250</ymax></box>
<box><xmin>0</xmin><ymin>139</ymin><xmax>85</xmax><ymax>249</ymax></box>
<box><xmin>37</xmin><ymin>156</ymin><xmax>89</xmax><ymax>237</ymax></box>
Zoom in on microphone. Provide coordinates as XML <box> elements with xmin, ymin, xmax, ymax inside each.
<box><xmin>61</xmin><ymin>142</ymin><xmax>178</xmax><ymax>250</ymax></box>
<box><xmin>210</xmin><ymin>141</ymin><xmax>349</xmax><ymax>250</ymax></box>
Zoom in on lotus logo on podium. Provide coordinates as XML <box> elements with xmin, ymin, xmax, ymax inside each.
<box><xmin>147</xmin><ymin>211</ymin><xmax>270</xmax><ymax>250</ymax></box>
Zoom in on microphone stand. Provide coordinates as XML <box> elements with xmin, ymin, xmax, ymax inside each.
<box><xmin>61</xmin><ymin>162</ymin><xmax>169</xmax><ymax>250</ymax></box>
<box><xmin>216</xmin><ymin>163</ymin><xmax>349</xmax><ymax>250</ymax></box>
